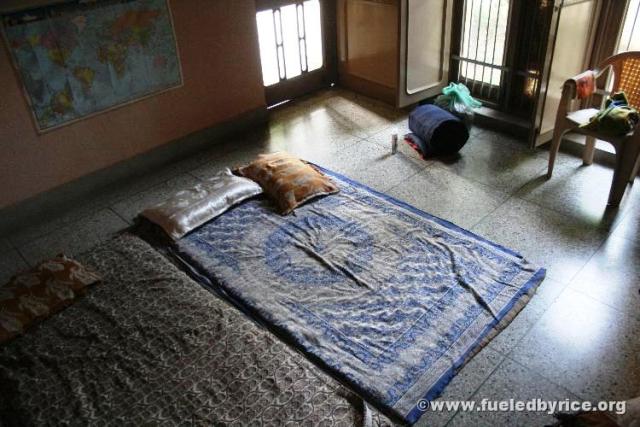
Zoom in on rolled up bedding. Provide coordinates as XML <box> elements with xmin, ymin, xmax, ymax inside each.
<box><xmin>407</xmin><ymin>104</ymin><xmax>469</xmax><ymax>157</ymax></box>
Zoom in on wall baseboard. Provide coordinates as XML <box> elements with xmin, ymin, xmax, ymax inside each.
<box><xmin>0</xmin><ymin>106</ymin><xmax>268</xmax><ymax>236</ymax></box>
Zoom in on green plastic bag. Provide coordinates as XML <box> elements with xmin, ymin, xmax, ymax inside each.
<box><xmin>434</xmin><ymin>83</ymin><xmax>482</xmax><ymax>128</ymax></box>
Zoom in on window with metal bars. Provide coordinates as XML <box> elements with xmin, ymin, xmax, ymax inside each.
<box><xmin>256</xmin><ymin>0</ymin><xmax>323</xmax><ymax>87</ymax></box>
<box><xmin>451</xmin><ymin>0</ymin><xmax>556</xmax><ymax>121</ymax></box>
<box><xmin>454</xmin><ymin>0</ymin><xmax>510</xmax><ymax>103</ymax></box>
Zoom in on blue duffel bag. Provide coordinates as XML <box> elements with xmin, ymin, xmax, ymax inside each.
<box><xmin>406</xmin><ymin>104</ymin><xmax>469</xmax><ymax>157</ymax></box>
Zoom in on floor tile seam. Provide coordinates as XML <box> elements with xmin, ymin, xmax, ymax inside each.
<box><xmin>441</xmin><ymin>351</ymin><xmax>509</xmax><ymax>425</ymax></box>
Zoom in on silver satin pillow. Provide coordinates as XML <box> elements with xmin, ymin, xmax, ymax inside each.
<box><xmin>141</xmin><ymin>168</ymin><xmax>262</xmax><ymax>240</ymax></box>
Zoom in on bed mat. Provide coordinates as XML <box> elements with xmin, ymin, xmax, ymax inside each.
<box><xmin>0</xmin><ymin>234</ymin><xmax>391</xmax><ymax>426</ymax></box>
<box><xmin>169</xmin><ymin>166</ymin><xmax>546</xmax><ymax>425</ymax></box>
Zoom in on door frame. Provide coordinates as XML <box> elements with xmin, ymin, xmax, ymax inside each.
<box><xmin>530</xmin><ymin>0</ymin><xmax>603</xmax><ymax>147</ymax></box>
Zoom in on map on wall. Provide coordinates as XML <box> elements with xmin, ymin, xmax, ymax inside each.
<box><xmin>2</xmin><ymin>0</ymin><xmax>182</xmax><ymax>132</ymax></box>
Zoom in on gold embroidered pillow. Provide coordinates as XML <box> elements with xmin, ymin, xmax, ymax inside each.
<box><xmin>236</xmin><ymin>152</ymin><xmax>339</xmax><ymax>215</ymax></box>
<box><xmin>0</xmin><ymin>255</ymin><xmax>101</xmax><ymax>345</ymax></box>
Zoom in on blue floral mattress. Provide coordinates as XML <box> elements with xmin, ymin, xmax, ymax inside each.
<box><xmin>172</xmin><ymin>167</ymin><xmax>545</xmax><ymax>424</ymax></box>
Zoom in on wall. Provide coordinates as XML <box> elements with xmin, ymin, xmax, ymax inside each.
<box><xmin>0</xmin><ymin>0</ymin><xmax>266</xmax><ymax>209</ymax></box>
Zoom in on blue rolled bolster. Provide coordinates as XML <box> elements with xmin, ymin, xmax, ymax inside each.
<box><xmin>407</xmin><ymin>105</ymin><xmax>469</xmax><ymax>156</ymax></box>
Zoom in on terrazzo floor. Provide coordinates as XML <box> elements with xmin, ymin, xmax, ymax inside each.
<box><xmin>1</xmin><ymin>88</ymin><xmax>639</xmax><ymax>426</ymax></box>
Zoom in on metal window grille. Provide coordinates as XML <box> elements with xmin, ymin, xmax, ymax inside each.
<box><xmin>453</xmin><ymin>0</ymin><xmax>510</xmax><ymax>103</ymax></box>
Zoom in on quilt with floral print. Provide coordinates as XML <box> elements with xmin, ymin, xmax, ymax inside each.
<box><xmin>173</xmin><ymin>166</ymin><xmax>546</xmax><ymax>425</ymax></box>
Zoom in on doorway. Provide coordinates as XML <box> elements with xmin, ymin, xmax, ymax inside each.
<box><xmin>255</xmin><ymin>0</ymin><xmax>336</xmax><ymax>106</ymax></box>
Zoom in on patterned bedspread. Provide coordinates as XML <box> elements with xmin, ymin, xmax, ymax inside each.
<box><xmin>173</xmin><ymin>167</ymin><xmax>546</xmax><ymax>424</ymax></box>
<box><xmin>0</xmin><ymin>234</ymin><xmax>390</xmax><ymax>426</ymax></box>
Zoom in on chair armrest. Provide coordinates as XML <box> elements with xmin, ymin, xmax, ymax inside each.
<box><xmin>554</xmin><ymin>74</ymin><xmax>591</xmax><ymax>122</ymax></box>
<box><xmin>561</xmin><ymin>79</ymin><xmax>578</xmax><ymax>100</ymax></box>
<box><xmin>562</xmin><ymin>70</ymin><xmax>597</xmax><ymax>101</ymax></box>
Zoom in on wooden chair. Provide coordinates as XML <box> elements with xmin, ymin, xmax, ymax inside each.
<box><xmin>547</xmin><ymin>51</ymin><xmax>640</xmax><ymax>206</ymax></box>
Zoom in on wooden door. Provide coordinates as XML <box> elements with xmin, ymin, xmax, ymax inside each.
<box><xmin>397</xmin><ymin>0</ymin><xmax>454</xmax><ymax>107</ymax></box>
<box><xmin>336</xmin><ymin>0</ymin><xmax>400</xmax><ymax>105</ymax></box>
<box><xmin>336</xmin><ymin>0</ymin><xmax>454</xmax><ymax>107</ymax></box>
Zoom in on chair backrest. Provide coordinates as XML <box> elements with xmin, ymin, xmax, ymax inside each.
<box><xmin>597</xmin><ymin>51</ymin><xmax>640</xmax><ymax>110</ymax></box>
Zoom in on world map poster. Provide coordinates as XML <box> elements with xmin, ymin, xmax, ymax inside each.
<box><xmin>2</xmin><ymin>0</ymin><xmax>182</xmax><ymax>132</ymax></box>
